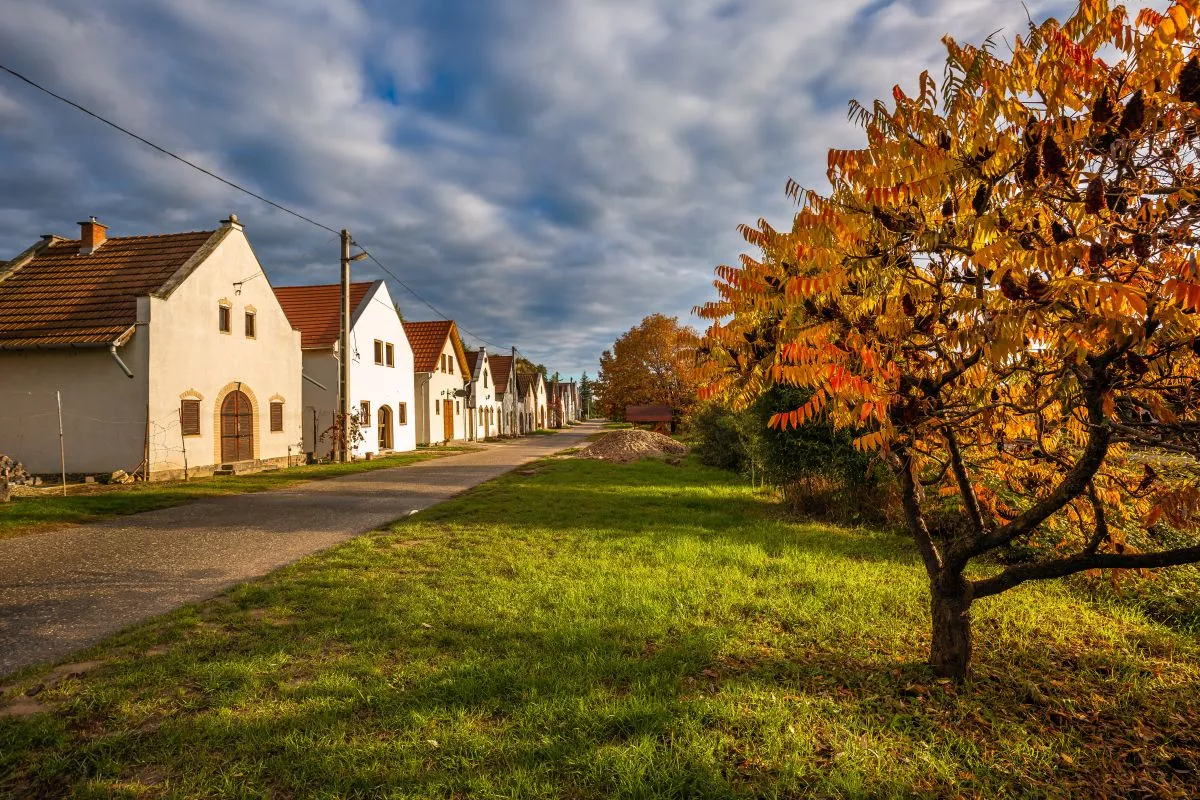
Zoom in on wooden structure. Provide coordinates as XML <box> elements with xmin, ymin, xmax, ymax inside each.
<box><xmin>625</xmin><ymin>405</ymin><xmax>676</xmax><ymax>433</ymax></box>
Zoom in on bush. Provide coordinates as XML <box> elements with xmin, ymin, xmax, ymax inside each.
<box><xmin>691</xmin><ymin>387</ymin><xmax>898</xmax><ymax>526</ymax></box>
<box><xmin>690</xmin><ymin>404</ymin><xmax>747</xmax><ymax>471</ymax></box>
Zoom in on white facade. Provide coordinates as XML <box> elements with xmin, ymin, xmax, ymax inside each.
<box><xmin>467</xmin><ymin>349</ymin><xmax>504</xmax><ymax>441</ymax></box>
<box><xmin>0</xmin><ymin>218</ymin><xmax>304</xmax><ymax>479</ymax></box>
<box><xmin>495</xmin><ymin>355</ymin><xmax>519</xmax><ymax>437</ymax></box>
<box><xmin>290</xmin><ymin>282</ymin><xmax>416</xmax><ymax>459</ymax></box>
<box><xmin>410</xmin><ymin>327</ymin><xmax>468</xmax><ymax>445</ymax></box>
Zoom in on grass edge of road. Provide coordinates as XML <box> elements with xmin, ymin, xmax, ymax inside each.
<box><xmin>0</xmin><ymin>446</ymin><xmax>480</xmax><ymax>541</ymax></box>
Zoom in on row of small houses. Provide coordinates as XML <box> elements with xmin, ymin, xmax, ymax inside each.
<box><xmin>0</xmin><ymin>216</ymin><xmax>583</xmax><ymax>481</ymax></box>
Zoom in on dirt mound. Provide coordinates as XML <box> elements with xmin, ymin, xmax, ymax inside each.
<box><xmin>578</xmin><ymin>429</ymin><xmax>687</xmax><ymax>463</ymax></box>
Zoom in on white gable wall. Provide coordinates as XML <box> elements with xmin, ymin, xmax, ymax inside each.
<box><xmin>146</xmin><ymin>226</ymin><xmax>303</xmax><ymax>477</ymax></box>
<box><xmin>416</xmin><ymin>337</ymin><xmax>467</xmax><ymax>444</ymax></box>
<box><xmin>349</xmin><ymin>283</ymin><xmax>416</xmax><ymax>456</ymax></box>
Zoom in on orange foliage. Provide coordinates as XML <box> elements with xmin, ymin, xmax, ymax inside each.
<box><xmin>697</xmin><ymin>0</ymin><xmax>1200</xmax><ymax>678</ymax></box>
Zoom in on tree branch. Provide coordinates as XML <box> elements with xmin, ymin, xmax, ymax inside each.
<box><xmin>973</xmin><ymin>543</ymin><xmax>1200</xmax><ymax>599</ymax></box>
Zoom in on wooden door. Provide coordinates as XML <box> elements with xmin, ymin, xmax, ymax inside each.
<box><xmin>220</xmin><ymin>390</ymin><xmax>253</xmax><ymax>463</ymax></box>
<box><xmin>377</xmin><ymin>405</ymin><xmax>392</xmax><ymax>451</ymax></box>
<box><xmin>443</xmin><ymin>399</ymin><xmax>455</xmax><ymax>442</ymax></box>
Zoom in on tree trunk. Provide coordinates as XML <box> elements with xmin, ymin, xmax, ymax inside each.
<box><xmin>930</xmin><ymin>583</ymin><xmax>972</xmax><ymax>681</ymax></box>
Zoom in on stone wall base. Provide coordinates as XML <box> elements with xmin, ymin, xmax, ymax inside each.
<box><xmin>148</xmin><ymin>454</ymin><xmax>305</xmax><ymax>482</ymax></box>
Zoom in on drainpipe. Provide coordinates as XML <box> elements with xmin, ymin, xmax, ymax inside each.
<box><xmin>109</xmin><ymin>345</ymin><xmax>134</xmax><ymax>379</ymax></box>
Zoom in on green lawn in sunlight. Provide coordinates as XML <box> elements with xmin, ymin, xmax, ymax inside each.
<box><xmin>2</xmin><ymin>456</ymin><xmax>1197</xmax><ymax>798</ymax></box>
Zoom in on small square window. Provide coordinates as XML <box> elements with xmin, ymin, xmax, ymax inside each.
<box><xmin>218</xmin><ymin>305</ymin><xmax>231</xmax><ymax>333</ymax></box>
<box><xmin>385</xmin><ymin>343</ymin><xmax>394</xmax><ymax>368</ymax></box>
<box><xmin>245</xmin><ymin>311</ymin><xmax>256</xmax><ymax>338</ymax></box>
<box><xmin>374</xmin><ymin>340</ymin><xmax>384</xmax><ymax>365</ymax></box>
<box><xmin>270</xmin><ymin>401</ymin><xmax>283</xmax><ymax>432</ymax></box>
<box><xmin>398</xmin><ymin>402</ymin><xmax>407</xmax><ymax>425</ymax></box>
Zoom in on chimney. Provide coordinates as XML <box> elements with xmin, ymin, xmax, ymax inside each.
<box><xmin>78</xmin><ymin>217</ymin><xmax>107</xmax><ymax>255</ymax></box>
<box><xmin>220</xmin><ymin>213</ymin><xmax>244</xmax><ymax>231</ymax></box>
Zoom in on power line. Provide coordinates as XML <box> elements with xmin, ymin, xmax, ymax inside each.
<box><xmin>360</xmin><ymin>249</ymin><xmax>508</xmax><ymax>351</ymax></box>
<box><xmin>0</xmin><ymin>63</ymin><xmax>340</xmax><ymax>236</ymax></box>
<box><xmin>0</xmin><ymin>62</ymin><xmax>527</xmax><ymax>357</ymax></box>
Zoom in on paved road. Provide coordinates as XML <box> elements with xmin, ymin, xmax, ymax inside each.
<box><xmin>0</xmin><ymin>424</ymin><xmax>598</xmax><ymax>676</ymax></box>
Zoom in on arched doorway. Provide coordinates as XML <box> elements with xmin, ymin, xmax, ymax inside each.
<box><xmin>378</xmin><ymin>405</ymin><xmax>393</xmax><ymax>451</ymax></box>
<box><xmin>220</xmin><ymin>390</ymin><xmax>254</xmax><ymax>463</ymax></box>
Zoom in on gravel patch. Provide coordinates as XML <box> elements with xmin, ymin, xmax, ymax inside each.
<box><xmin>577</xmin><ymin>429</ymin><xmax>687</xmax><ymax>463</ymax></box>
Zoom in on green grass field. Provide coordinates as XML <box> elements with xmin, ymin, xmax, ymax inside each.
<box><xmin>0</xmin><ymin>448</ymin><xmax>471</xmax><ymax>540</ymax></box>
<box><xmin>2</xmin><ymin>456</ymin><xmax>1197</xmax><ymax>798</ymax></box>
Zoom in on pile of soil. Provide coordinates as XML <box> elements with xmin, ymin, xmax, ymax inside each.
<box><xmin>577</xmin><ymin>429</ymin><xmax>688</xmax><ymax>463</ymax></box>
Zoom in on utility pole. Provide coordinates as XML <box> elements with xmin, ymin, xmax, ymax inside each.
<box><xmin>339</xmin><ymin>229</ymin><xmax>352</xmax><ymax>463</ymax></box>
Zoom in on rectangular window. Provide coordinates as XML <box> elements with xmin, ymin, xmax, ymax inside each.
<box><xmin>374</xmin><ymin>340</ymin><xmax>384</xmax><ymax>365</ymax></box>
<box><xmin>218</xmin><ymin>304</ymin><xmax>231</xmax><ymax>333</ymax></box>
<box><xmin>359</xmin><ymin>401</ymin><xmax>371</xmax><ymax>424</ymax></box>
<box><xmin>448</xmin><ymin>355</ymin><xmax>454</xmax><ymax>374</ymax></box>
<box><xmin>180</xmin><ymin>399</ymin><xmax>201</xmax><ymax>435</ymax></box>
<box><xmin>484</xmin><ymin>369</ymin><xmax>488</xmax><ymax>388</ymax></box>
<box><xmin>398</xmin><ymin>402</ymin><xmax>407</xmax><ymax>425</ymax></box>
<box><xmin>435</xmin><ymin>401</ymin><xmax>440</xmax><ymax>415</ymax></box>
<box><xmin>270</xmin><ymin>401</ymin><xmax>283</xmax><ymax>432</ymax></box>
<box><xmin>456</xmin><ymin>400</ymin><xmax>460</xmax><ymax>414</ymax></box>
<box><xmin>385</xmin><ymin>342</ymin><xmax>394</xmax><ymax>367</ymax></box>
<box><xmin>245</xmin><ymin>311</ymin><xmax>256</xmax><ymax>338</ymax></box>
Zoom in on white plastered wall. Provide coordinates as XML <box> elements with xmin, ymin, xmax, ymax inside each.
<box><xmin>0</xmin><ymin>338</ymin><xmax>149</xmax><ymax>475</ymax></box>
<box><xmin>348</xmin><ymin>283</ymin><xmax>416</xmax><ymax>456</ymax></box>
<box><xmin>145</xmin><ymin>226</ymin><xmax>303</xmax><ymax>475</ymax></box>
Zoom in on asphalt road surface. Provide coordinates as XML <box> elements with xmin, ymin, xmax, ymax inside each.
<box><xmin>0</xmin><ymin>424</ymin><xmax>597</xmax><ymax>676</ymax></box>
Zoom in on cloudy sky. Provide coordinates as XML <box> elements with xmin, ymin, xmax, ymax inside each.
<box><xmin>0</xmin><ymin>0</ymin><xmax>1083</xmax><ymax>378</ymax></box>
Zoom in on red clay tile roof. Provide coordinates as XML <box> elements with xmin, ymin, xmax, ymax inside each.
<box><xmin>0</xmin><ymin>230</ymin><xmax>217</xmax><ymax>348</ymax></box>
<box><xmin>464</xmin><ymin>350</ymin><xmax>480</xmax><ymax>374</ymax></box>
<box><xmin>489</xmin><ymin>355</ymin><xmax>513</xmax><ymax>394</ymax></box>
<box><xmin>273</xmin><ymin>282</ymin><xmax>374</xmax><ymax>349</ymax></box>
<box><xmin>403</xmin><ymin>320</ymin><xmax>468</xmax><ymax>375</ymax></box>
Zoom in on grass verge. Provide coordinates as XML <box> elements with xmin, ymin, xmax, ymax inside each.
<box><xmin>1</xmin><ymin>457</ymin><xmax>1197</xmax><ymax>797</ymax></box>
<box><xmin>0</xmin><ymin>448</ymin><xmax>472</xmax><ymax>540</ymax></box>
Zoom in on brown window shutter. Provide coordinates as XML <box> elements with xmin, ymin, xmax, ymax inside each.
<box><xmin>270</xmin><ymin>402</ymin><xmax>284</xmax><ymax>432</ymax></box>
<box><xmin>180</xmin><ymin>399</ymin><xmax>201</xmax><ymax>435</ymax></box>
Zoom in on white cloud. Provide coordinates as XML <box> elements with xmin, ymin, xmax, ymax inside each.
<box><xmin>0</xmin><ymin>0</ymin><xmax>1091</xmax><ymax>377</ymax></box>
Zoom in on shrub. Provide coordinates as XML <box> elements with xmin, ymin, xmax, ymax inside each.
<box><xmin>690</xmin><ymin>403</ymin><xmax>747</xmax><ymax>472</ymax></box>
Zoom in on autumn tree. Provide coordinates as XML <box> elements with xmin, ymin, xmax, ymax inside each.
<box><xmin>597</xmin><ymin>314</ymin><xmax>701</xmax><ymax>420</ymax></box>
<box><xmin>699</xmin><ymin>0</ymin><xmax>1200</xmax><ymax>680</ymax></box>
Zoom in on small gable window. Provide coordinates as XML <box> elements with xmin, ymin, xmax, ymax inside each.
<box><xmin>245</xmin><ymin>311</ymin><xmax>256</xmax><ymax>338</ymax></box>
<box><xmin>374</xmin><ymin>340</ymin><xmax>384</xmax><ymax>365</ymax></box>
<box><xmin>270</xmin><ymin>401</ymin><xmax>284</xmax><ymax>432</ymax></box>
<box><xmin>218</xmin><ymin>304</ymin><xmax>231</xmax><ymax>334</ymax></box>
<box><xmin>385</xmin><ymin>343</ymin><xmax>394</xmax><ymax>368</ymax></box>
<box><xmin>484</xmin><ymin>369</ymin><xmax>488</xmax><ymax>389</ymax></box>
<box><xmin>448</xmin><ymin>354</ymin><xmax>454</xmax><ymax>375</ymax></box>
